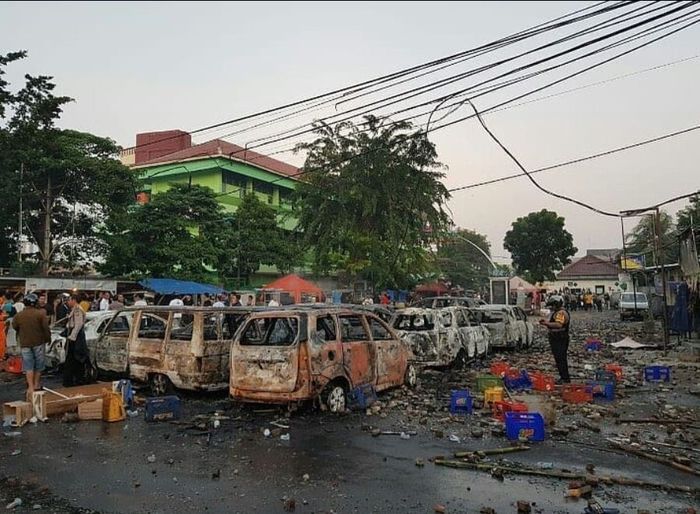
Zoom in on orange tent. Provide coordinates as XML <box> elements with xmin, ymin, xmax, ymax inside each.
<box><xmin>263</xmin><ymin>274</ymin><xmax>325</xmax><ymax>304</ymax></box>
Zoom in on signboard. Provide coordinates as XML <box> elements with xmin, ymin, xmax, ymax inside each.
<box><xmin>620</xmin><ymin>254</ymin><xmax>645</xmax><ymax>271</ymax></box>
<box><xmin>490</xmin><ymin>277</ymin><xmax>509</xmax><ymax>305</ymax></box>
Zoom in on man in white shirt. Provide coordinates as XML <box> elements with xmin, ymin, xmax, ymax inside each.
<box><xmin>169</xmin><ymin>296</ymin><xmax>184</xmax><ymax>326</ymax></box>
<box><xmin>212</xmin><ymin>294</ymin><xmax>226</xmax><ymax>308</ymax></box>
<box><xmin>133</xmin><ymin>294</ymin><xmax>148</xmax><ymax>307</ymax></box>
<box><xmin>99</xmin><ymin>292</ymin><xmax>111</xmax><ymax>311</ymax></box>
<box><xmin>268</xmin><ymin>298</ymin><xmax>280</xmax><ymax>307</ymax></box>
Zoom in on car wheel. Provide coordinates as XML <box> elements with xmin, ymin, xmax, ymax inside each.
<box><xmin>149</xmin><ymin>373</ymin><xmax>173</xmax><ymax>396</ymax></box>
<box><xmin>404</xmin><ymin>363</ymin><xmax>418</xmax><ymax>388</ymax></box>
<box><xmin>323</xmin><ymin>383</ymin><xmax>347</xmax><ymax>413</ymax></box>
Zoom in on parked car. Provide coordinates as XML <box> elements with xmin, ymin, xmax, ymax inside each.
<box><xmin>391</xmin><ymin>306</ymin><xmax>490</xmax><ymax>367</ymax></box>
<box><xmin>619</xmin><ymin>292</ymin><xmax>649</xmax><ymax>320</ymax></box>
<box><xmin>92</xmin><ymin>306</ymin><xmax>255</xmax><ymax>395</ymax></box>
<box><xmin>45</xmin><ymin>310</ymin><xmax>120</xmax><ymax>370</ymax></box>
<box><xmin>413</xmin><ymin>296</ymin><xmax>483</xmax><ymax>309</ymax></box>
<box><xmin>229</xmin><ymin>308</ymin><xmax>417</xmax><ymax>412</ymax></box>
<box><xmin>474</xmin><ymin>304</ymin><xmax>534</xmax><ymax>350</ymax></box>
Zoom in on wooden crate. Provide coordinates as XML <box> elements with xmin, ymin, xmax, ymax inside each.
<box><xmin>32</xmin><ymin>382</ymin><xmax>113</xmax><ymax>420</ymax></box>
<box><xmin>78</xmin><ymin>399</ymin><xmax>104</xmax><ymax>421</ymax></box>
<box><xmin>3</xmin><ymin>401</ymin><xmax>32</xmax><ymax>427</ymax></box>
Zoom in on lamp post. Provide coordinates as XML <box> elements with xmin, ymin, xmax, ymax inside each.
<box><xmin>446</xmin><ymin>232</ymin><xmax>498</xmax><ymax>272</ymax></box>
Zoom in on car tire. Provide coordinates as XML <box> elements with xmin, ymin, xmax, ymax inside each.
<box><xmin>322</xmin><ymin>382</ymin><xmax>347</xmax><ymax>413</ymax></box>
<box><xmin>149</xmin><ymin>373</ymin><xmax>173</xmax><ymax>396</ymax></box>
<box><xmin>404</xmin><ymin>363</ymin><xmax>418</xmax><ymax>388</ymax></box>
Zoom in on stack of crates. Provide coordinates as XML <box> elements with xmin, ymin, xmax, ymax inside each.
<box><xmin>644</xmin><ymin>365</ymin><xmax>671</xmax><ymax>383</ymax></box>
<box><xmin>476</xmin><ymin>374</ymin><xmax>503</xmax><ymax>392</ymax></box>
<box><xmin>504</xmin><ymin>369</ymin><xmax>532</xmax><ymax>391</ymax></box>
<box><xmin>450</xmin><ymin>390</ymin><xmax>473</xmax><ymax>415</ymax></box>
<box><xmin>587</xmin><ymin>381</ymin><xmax>615</xmax><ymax>401</ymax></box>
<box><xmin>504</xmin><ymin>412</ymin><xmax>545</xmax><ymax>442</ymax></box>
<box><xmin>492</xmin><ymin>400</ymin><xmax>528</xmax><ymax>421</ymax></box>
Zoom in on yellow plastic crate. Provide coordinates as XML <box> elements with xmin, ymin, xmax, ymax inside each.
<box><xmin>483</xmin><ymin>386</ymin><xmax>504</xmax><ymax>406</ymax></box>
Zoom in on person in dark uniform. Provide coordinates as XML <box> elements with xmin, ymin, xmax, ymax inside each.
<box><xmin>539</xmin><ymin>295</ymin><xmax>571</xmax><ymax>384</ymax></box>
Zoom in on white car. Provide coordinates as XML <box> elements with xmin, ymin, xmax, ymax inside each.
<box><xmin>619</xmin><ymin>292</ymin><xmax>649</xmax><ymax>320</ymax></box>
<box><xmin>474</xmin><ymin>304</ymin><xmax>534</xmax><ymax>350</ymax></box>
<box><xmin>391</xmin><ymin>306</ymin><xmax>490</xmax><ymax>367</ymax></box>
<box><xmin>45</xmin><ymin>311</ymin><xmax>126</xmax><ymax>368</ymax></box>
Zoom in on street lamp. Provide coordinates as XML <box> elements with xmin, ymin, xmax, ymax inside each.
<box><xmin>446</xmin><ymin>232</ymin><xmax>498</xmax><ymax>272</ymax></box>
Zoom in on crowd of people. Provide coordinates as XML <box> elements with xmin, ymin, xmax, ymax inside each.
<box><xmin>543</xmin><ymin>289</ymin><xmax>611</xmax><ymax>312</ymax></box>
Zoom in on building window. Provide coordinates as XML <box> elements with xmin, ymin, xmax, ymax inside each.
<box><xmin>222</xmin><ymin>172</ymin><xmax>246</xmax><ymax>197</ymax></box>
<box><xmin>254</xmin><ymin>180</ymin><xmax>274</xmax><ymax>204</ymax></box>
<box><xmin>279</xmin><ymin>189</ymin><xmax>293</xmax><ymax>206</ymax></box>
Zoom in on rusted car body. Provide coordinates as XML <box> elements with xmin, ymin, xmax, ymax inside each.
<box><xmin>413</xmin><ymin>296</ymin><xmax>483</xmax><ymax>309</ymax></box>
<box><xmin>93</xmin><ymin>306</ymin><xmax>254</xmax><ymax>394</ymax></box>
<box><xmin>474</xmin><ymin>304</ymin><xmax>534</xmax><ymax>349</ymax></box>
<box><xmin>229</xmin><ymin>308</ymin><xmax>416</xmax><ymax>412</ymax></box>
<box><xmin>391</xmin><ymin>306</ymin><xmax>490</xmax><ymax>367</ymax></box>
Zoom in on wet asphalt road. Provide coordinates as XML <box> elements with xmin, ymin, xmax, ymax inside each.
<box><xmin>2</xmin><ymin>312</ymin><xmax>699</xmax><ymax>513</ymax></box>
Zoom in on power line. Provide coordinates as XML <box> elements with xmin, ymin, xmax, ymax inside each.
<box><xmin>448</xmin><ymin>124</ymin><xmax>700</xmax><ymax>193</ymax></box>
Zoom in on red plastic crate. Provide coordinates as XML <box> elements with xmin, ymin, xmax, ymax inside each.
<box><xmin>561</xmin><ymin>384</ymin><xmax>593</xmax><ymax>404</ymax></box>
<box><xmin>490</xmin><ymin>361</ymin><xmax>510</xmax><ymax>377</ymax></box>
<box><xmin>605</xmin><ymin>364</ymin><xmax>623</xmax><ymax>382</ymax></box>
<box><xmin>6</xmin><ymin>356</ymin><xmax>22</xmax><ymax>374</ymax></box>
<box><xmin>530</xmin><ymin>371</ymin><xmax>555</xmax><ymax>392</ymax></box>
<box><xmin>492</xmin><ymin>400</ymin><xmax>528</xmax><ymax>421</ymax></box>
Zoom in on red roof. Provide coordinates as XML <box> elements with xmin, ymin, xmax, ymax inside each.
<box><xmin>557</xmin><ymin>254</ymin><xmax>619</xmax><ymax>279</ymax></box>
<box><xmin>415</xmin><ymin>281</ymin><xmax>449</xmax><ymax>294</ymax></box>
<box><xmin>137</xmin><ymin>138</ymin><xmax>299</xmax><ymax>179</ymax></box>
<box><xmin>262</xmin><ymin>274</ymin><xmax>325</xmax><ymax>304</ymax></box>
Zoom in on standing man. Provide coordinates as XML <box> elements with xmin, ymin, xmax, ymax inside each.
<box><xmin>539</xmin><ymin>295</ymin><xmax>571</xmax><ymax>384</ymax></box>
<box><xmin>133</xmin><ymin>294</ymin><xmax>148</xmax><ymax>307</ymax></box>
<box><xmin>110</xmin><ymin>294</ymin><xmax>125</xmax><ymax>310</ymax></box>
<box><xmin>12</xmin><ymin>293</ymin><xmax>50</xmax><ymax>401</ymax></box>
<box><xmin>99</xmin><ymin>292</ymin><xmax>111</xmax><ymax>311</ymax></box>
<box><xmin>37</xmin><ymin>293</ymin><xmax>53</xmax><ymax>322</ymax></box>
<box><xmin>229</xmin><ymin>293</ymin><xmax>242</xmax><ymax>307</ymax></box>
<box><xmin>64</xmin><ymin>294</ymin><xmax>90</xmax><ymax>387</ymax></box>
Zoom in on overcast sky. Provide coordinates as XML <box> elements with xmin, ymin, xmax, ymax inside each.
<box><xmin>2</xmin><ymin>1</ymin><xmax>699</xmax><ymax>262</ymax></box>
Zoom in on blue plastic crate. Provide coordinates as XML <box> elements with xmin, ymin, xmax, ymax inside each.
<box><xmin>594</xmin><ymin>370</ymin><xmax>617</xmax><ymax>385</ymax></box>
<box><xmin>348</xmin><ymin>384</ymin><xmax>377</xmax><ymax>410</ymax></box>
<box><xmin>644</xmin><ymin>365</ymin><xmax>671</xmax><ymax>382</ymax></box>
<box><xmin>585</xmin><ymin>340</ymin><xmax>602</xmax><ymax>351</ymax></box>
<box><xmin>145</xmin><ymin>396</ymin><xmax>182</xmax><ymax>422</ymax></box>
<box><xmin>505</xmin><ymin>412</ymin><xmax>545</xmax><ymax>442</ymax></box>
<box><xmin>450</xmin><ymin>390</ymin><xmax>473</xmax><ymax>415</ymax></box>
<box><xmin>587</xmin><ymin>380</ymin><xmax>615</xmax><ymax>401</ymax></box>
<box><xmin>504</xmin><ymin>370</ymin><xmax>532</xmax><ymax>391</ymax></box>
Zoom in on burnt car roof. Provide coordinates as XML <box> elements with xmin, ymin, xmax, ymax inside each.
<box><xmin>114</xmin><ymin>305</ymin><xmax>267</xmax><ymax>313</ymax></box>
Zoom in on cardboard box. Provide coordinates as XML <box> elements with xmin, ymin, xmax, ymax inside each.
<box><xmin>77</xmin><ymin>399</ymin><xmax>104</xmax><ymax>421</ymax></box>
<box><xmin>3</xmin><ymin>401</ymin><xmax>32</xmax><ymax>427</ymax></box>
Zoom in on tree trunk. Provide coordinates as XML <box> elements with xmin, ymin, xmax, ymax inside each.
<box><xmin>41</xmin><ymin>173</ymin><xmax>52</xmax><ymax>276</ymax></box>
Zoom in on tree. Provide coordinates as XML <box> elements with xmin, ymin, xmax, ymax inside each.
<box><xmin>213</xmin><ymin>193</ymin><xmax>303</xmax><ymax>287</ymax></box>
<box><xmin>625</xmin><ymin>210</ymin><xmax>677</xmax><ymax>267</ymax></box>
<box><xmin>0</xmin><ymin>51</ymin><xmax>137</xmax><ymax>273</ymax></box>
<box><xmin>436</xmin><ymin>229</ymin><xmax>492</xmax><ymax>291</ymax></box>
<box><xmin>503</xmin><ymin>209</ymin><xmax>577</xmax><ymax>284</ymax></box>
<box><xmin>100</xmin><ymin>185</ymin><xmax>222</xmax><ymax>281</ymax></box>
<box><xmin>293</xmin><ymin>115</ymin><xmax>451</xmax><ymax>288</ymax></box>
<box><xmin>676</xmin><ymin>195</ymin><xmax>700</xmax><ymax>251</ymax></box>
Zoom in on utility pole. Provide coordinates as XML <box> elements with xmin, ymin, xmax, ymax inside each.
<box><xmin>42</xmin><ymin>173</ymin><xmax>52</xmax><ymax>276</ymax></box>
<box><xmin>653</xmin><ymin>208</ymin><xmax>670</xmax><ymax>354</ymax></box>
<box><xmin>18</xmin><ymin>163</ymin><xmax>24</xmax><ymax>263</ymax></box>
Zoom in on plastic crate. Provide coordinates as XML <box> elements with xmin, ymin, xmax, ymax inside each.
<box><xmin>587</xmin><ymin>381</ymin><xmax>615</xmax><ymax>401</ymax></box>
<box><xmin>530</xmin><ymin>371</ymin><xmax>555</xmax><ymax>392</ymax></box>
<box><xmin>476</xmin><ymin>375</ymin><xmax>503</xmax><ymax>392</ymax></box>
<box><xmin>112</xmin><ymin>380</ymin><xmax>134</xmax><ymax>408</ymax></box>
<box><xmin>594</xmin><ymin>370</ymin><xmax>617</xmax><ymax>385</ymax></box>
<box><xmin>605</xmin><ymin>364</ymin><xmax>623</xmax><ymax>382</ymax></box>
<box><xmin>492</xmin><ymin>400</ymin><xmax>528</xmax><ymax>421</ymax></box>
<box><xmin>490</xmin><ymin>361</ymin><xmax>510</xmax><ymax>377</ymax></box>
<box><xmin>6</xmin><ymin>356</ymin><xmax>22</xmax><ymax>374</ymax></box>
<box><xmin>585</xmin><ymin>338</ymin><xmax>602</xmax><ymax>351</ymax></box>
<box><xmin>450</xmin><ymin>390</ymin><xmax>473</xmax><ymax>415</ymax></box>
<box><xmin>483</xmin><ymin>386</ymin><xmax>504</xmax><ymax>406</ymax></box>
<box><xmin>145</xmin><ymin>396</ymin><xmax>182</xmax><ymax>422</ymax></box>
<box><xmin>644</xmin><ymin>365</ymin><xmax>671</xmax><ymax>383</ymax></box>
<box><xmin>504</xmin><ymin>370</ymin><xmax>532</xmax><ymax>391</ymax></box>
<box><xmin>348</xmin><ymin>384</ymin><xmax>377</xmax><ymax>410</ymax></box>
<box><xmin>561</xmin><ymin>384</ymin><xmax>593</xmax><ymax>404</ymax></box>
<box><xmin>505</xmin><ymin>412</ymin><xmax>545</xmax><ymax>442</ymax></box>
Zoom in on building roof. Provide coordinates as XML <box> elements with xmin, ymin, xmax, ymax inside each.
<box><xmin>586</xmin><ymin>248</ymin><xmax>621</xmax><ymax>260</ymax></box>
<box><xmin>557</xmin><ymin>254</ymin><xmax>619</xmax><ymax>280</ymax></box>
<box><xmin>136</xmin><ymin>139</ymin><xmax>300</xmax><ymax>179</ymax></box>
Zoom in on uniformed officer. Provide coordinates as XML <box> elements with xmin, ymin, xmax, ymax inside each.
<box><xmin>539</xmin><ymin>295</ymin><xmax>571</xmax><ymax>384</ymax></box>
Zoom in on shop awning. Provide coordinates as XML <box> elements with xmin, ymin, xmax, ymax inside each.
<box><xmin>139</xmin><ymin>278</ymin><xmax>224</xmax><ymax>296</ymax></box>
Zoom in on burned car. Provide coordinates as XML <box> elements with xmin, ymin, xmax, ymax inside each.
<box><xmin>46</xmin><ymin>310</ymin><xmax>121</xmax><ymax>369</ymax></box>
<box><xmin>93</xmin><ymin>306</ymin><xmax>254</xmax><ymax>395</ymax></box>
<box><xmin>413</xmin><ymin>296</ymin><xmax>483</xmax><ymax>309</ymax></box>
<box><xmin>229</xmin><ymin>308</ymin><xmax>417</xmax><ymax>412</ymax></box>
<box><xmin>391</xmin><ymin>306</ymin><xmax>490</xmax><ymax>367</ymax></box>
<box><xmin>474</xmin><ymin>304</ymin><xmax>534</xmax><ymax>350</ymax></box>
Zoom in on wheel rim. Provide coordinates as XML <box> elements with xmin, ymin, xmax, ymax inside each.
<box><xmin>152</xmin><ymin>375</ymin><xmax>168</xmax><ymax>395</ymax></box>
<box><xmin>407</xmin><ymin>365</ymin><xmax>417</xmax><ymax>387</ymax></box>
<box><xmin>327</xmin><ymin>386</ymin><xmax>346</xmax><ymax>413</ymax></box>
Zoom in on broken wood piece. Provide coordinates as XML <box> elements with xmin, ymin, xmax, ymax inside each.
<box><xmin>566</xmin><ymin>484</ymin><xmax>593</xmax><ymax>497</ymax></box>
<box><xmin>454</xmin><ymin>446</ymin><xmax>530</xmax><ymax>458</ymax></box>
<box><xmin>608</xmin><ymin>441</ymin><xmax>700</xmax><ymax>476</ymax></box>
<box><xmin>615</xmin><ymin>418</ymin><xmax>695</xmax><ymax>425</ymax></box>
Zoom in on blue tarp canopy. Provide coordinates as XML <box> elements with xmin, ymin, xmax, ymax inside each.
<box><xmin>139</xmin><ymin>278</ymin><xmax>224</xmax><ymax>296</ymax></box>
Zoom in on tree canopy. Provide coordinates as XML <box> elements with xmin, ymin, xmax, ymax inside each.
<box><xmin>293</xmin><ymin>115</ymin><xmax>451</xmax><ymax>289</ymax></box>
<box><xmin>436</xmin><ymin>229</ymin><xmax>492</xmax><ymax>291</ymax></box>
<box><xmin>625</xmin><ymin>210</ymin><xmax>678</xmax><ymax>267</ymax></box>
<box><xmin>0</xmin><ymin>51</ymin><xmax>137</xmax><ymax>273</ymax></box>
<box><xmin>503</xmin><ymin>209</ymin><xmax>576</xmax><ymax>284</ymax></box>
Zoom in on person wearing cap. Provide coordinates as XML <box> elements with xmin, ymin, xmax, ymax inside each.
<box><xmin>63</xmin><ymin>293</ymin><xmax>90</xmax><ymax>386</ymax></box>
<box><xmin>539</xmin><ymin>295</ymin><xmax>571</xmax><ymax>384</ymax></box>
<box><xmin>11</xmin><ymin>293</ymin><xmax>50</xmax><ymax>400</ymax></box>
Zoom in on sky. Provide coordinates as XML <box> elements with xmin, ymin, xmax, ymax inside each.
<box><xmin>1</xmin><ymin>1</ymin><xmax>699</xmax><ymax>263</ymax></box>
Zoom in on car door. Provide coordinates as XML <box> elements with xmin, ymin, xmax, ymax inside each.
<box><xmin>338</xmin><ymin>314</ymin><xmax>376</xmax><ymax>387</ymax></box>
<box><xmin>438</xmin><ymin>310</ymin><xmax>462</xmax><ymax>365</ymax></box>
<box><xmin>307</xmin><ymin>314</ymin><xmax>344</xmax><ymax>390</ymax></box>
<box><xmin>129</xmin><ymin>311</ymin><xmax>169</xmax><ymax>380</ymax></box>
<box><xmin>230</xmin><ymin>315</ymin><xmax>301</xmax><ymax>393</ymax></box>
<box><xmin>368</xmin><ymin>315</ymin><xmax>404</xmax><ymax>390</ymax></box>
<box><xmin>95</xmin><ymin>310</ymin><xmax>135</xmax><ymax>373</ymax></box>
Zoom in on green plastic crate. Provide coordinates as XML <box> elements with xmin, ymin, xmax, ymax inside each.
<box><xmin>477</xmin><ymin>374</ymin><xmax>503</xmax><ymax>392</ymax></box>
